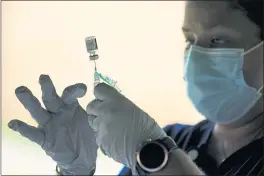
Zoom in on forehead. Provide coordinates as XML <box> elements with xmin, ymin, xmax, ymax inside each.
<box><xmin>183</xmin><ymin>1</ymin><xmax>259</xmax><ymax>36</ymax></box>
<box><xmin>184</xmin><ymin>1</ymin><xmax>230</xmax><ymax>29</ymax></box>
<box><xmin>182</xmin><ymin>1</ymin><xmax>261</xmax><ymax>48</ymax></box>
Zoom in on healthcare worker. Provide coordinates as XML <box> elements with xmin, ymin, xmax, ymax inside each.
<box><xmin>8</xmin><ymin>0</ymin><xmax>263</xmax><ymax>175</ymax></box>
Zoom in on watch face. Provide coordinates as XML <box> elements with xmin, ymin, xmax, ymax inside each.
<box><xmin>139</xmin><ymin>142</ymin><xmax>166</xmax><ymax>169</ymax></box>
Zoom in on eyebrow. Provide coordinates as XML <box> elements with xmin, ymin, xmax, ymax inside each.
<box><xmin>181</xmin><ymin>27</ymin><xmax>190</xmax><ymax>32</ymax></box>
<box><xmin>181</xmin><ymin>23</ymin><xmax>220</xmax><ymax>33</ymax></box>
<box><xmin>181</xmin><ymin>24</ymin><xmax>241</xmax><ymax>42</ymax></box>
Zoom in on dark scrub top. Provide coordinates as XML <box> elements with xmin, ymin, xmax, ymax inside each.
<box><xmin>118</xmin><ymin>120</ymin><xmax>264</xmax><ymax>175</ymax></box>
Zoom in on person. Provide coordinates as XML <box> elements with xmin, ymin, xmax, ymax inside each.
<box><xmin>8</xmin><ymin>0</ymin><xmax>263</xmax><ymax>175</ymax></box>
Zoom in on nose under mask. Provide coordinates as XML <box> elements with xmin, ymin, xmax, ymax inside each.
<box><xmin>184</xmin><ymin>41</ymin><xmax>263</xmax><ymax>124</ymax></box>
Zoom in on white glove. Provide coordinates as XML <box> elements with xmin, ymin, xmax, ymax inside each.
<box><xmin>8</xmin><ymin>75</ymin><xmax>98</xmax><ymax>175</ymax></box>
<box><xmin>86</xmin><ymin>83</ymin><xmax>167</xmax><ymax>172</ymax></box>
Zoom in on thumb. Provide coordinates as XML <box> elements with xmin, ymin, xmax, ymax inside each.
<box><xmin>8</xmin><ymin>119</ymin><xmax>45</xmax><ymax>146</ymax></box>
<box><xmin>61</xmin><ymin>83</ymin><xmax>87</xmax><ymax>104</ymax></box>
<box><xmin>94</xmin><ymin>83</ymin><xmax>121</xmax><ymax>101</ymax></box>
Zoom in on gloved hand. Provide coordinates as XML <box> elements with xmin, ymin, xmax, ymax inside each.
<box><xmin>86</xmin><ymin>83</ymin><xmax>167</xmax><ymax>173</ymax></box>
<box><xmin>8</xmin><ymin>75</ymin><xmax>98</xmax><ymax>175</ymax></box>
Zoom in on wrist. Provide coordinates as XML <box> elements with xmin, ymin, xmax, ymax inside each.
<box><xmin>56</xmin><ymin>164</ymin><xmax>96</xmax><ymax>175</ymax></box>
<box><xmin>150</xmin><ymin>149</ymin><xmax>204</xmax><ymax>175</ymax></box>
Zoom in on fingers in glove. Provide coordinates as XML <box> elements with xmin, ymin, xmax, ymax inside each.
<box><xmin>15</xmin><ymin>86</ymin><xmax>51</xmax><ymax>126</ymax></box>
<box><xmin>39</xmin><ymin>74</ymin><xmax>62</xmax><ymax>113</ymax></box>
<box><xmin>94</xmin><ymin>83</ymin><xmax>121</xmax><ymax>101</ymax></box>
<box><xmin>87</xmin><ymin>114</ymin><xmax>99</xmax><ymax>131</ymax></box>
<box><xmin>61</xmin><ymin>83</ymin><xmax>87</xmax><ymax>105</ymax></box>
<box><xmin>86</xmin><ymin>99</ymin><xmax>102</xmax><ymax>117</ymax></box>
<box><xmin>8</xmin><ymin>119</ymin><xmax>45</xmax><ymax>146</ymax></box>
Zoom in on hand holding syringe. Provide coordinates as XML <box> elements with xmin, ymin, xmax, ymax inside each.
<box><xmin>85</xmin><ymin>36</ymin><xmax>121</xmax><ymax>92</ymax></box>
<box><xmin>94</xmin><ymin>71</ymin><xmax>121</xmax><ymax>92</ymax></box>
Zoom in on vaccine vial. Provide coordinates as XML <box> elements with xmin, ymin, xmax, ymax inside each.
<box><xmin>85</xmin><ymin>36</ymin><xmax>99</xmax><ymax>60</ymax></box>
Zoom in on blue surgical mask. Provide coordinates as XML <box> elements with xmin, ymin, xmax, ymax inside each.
<box><xmin>184</xmin><ymin>42</ymin><xmax>263</xmax><ymax>124</ymax></box>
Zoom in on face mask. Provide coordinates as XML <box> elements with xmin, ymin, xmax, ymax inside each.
<box><xmin>184</xmin><ymin>42</ymin><xmax>263</xmax><ymax>124</ymax></box>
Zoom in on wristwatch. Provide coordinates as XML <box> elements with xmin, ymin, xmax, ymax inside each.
<box><xmin>136</xmin><ymin>136</ymin><xmax>179</xmax><ymax>175</ymax></box>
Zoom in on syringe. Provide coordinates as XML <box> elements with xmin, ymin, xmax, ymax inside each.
<box><xmin>85</xmin><ymin>36</ymin><xmax>121</xmax><ymax>92</ymax></box>
<box><xmin>85</xmin><ymin>36</ymin><xmax>100</xmax><ymax>87</ymax></box>
<box><xmin>95</xmin><ymin>71</ymin><xmax>122</xmax><ymax>92</ymax></box>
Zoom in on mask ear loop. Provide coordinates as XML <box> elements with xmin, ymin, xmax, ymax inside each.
<box><xmin>243</xmin><ymin>42</ymin><xmax>263</xmax><ymax>95</ymax></box>
<box><xmin>243</xmin><ymin>41</ymin><xmax>264</xmax><ymax>56</ymax></box>
<box><xmin>258</xmin><ymin>85</ymin><xmax>263</xmax><ymax>94</ymax></box>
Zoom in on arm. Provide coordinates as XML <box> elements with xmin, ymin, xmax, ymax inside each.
<box><xmin>119</xmin><ymin>149</ymin><xmax>204</xmax><ymax>176</ymax></box>
<box><xmin>151</xmin><ymin>123</ymin><xmax>204</xmax><ymax>175</ymax></box>
<box><xmin>151</xmin><ymin>149</ymin><xmax>204</xmax><ymax>175</ymax></box>
<box><xmin>117</xmin><ymin>123</ymin><xmax>190</xmax><ymax>176</ymax></box>
<box><xmin>87</xmin><ymin>84</ymin><xmax>202</xmax><ymax>176</ymax></box>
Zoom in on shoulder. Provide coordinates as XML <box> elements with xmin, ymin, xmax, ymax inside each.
<box><xmin>163</xmin><ymin>120</ymin><xmax>214</xmax><ymax>150</ymax></box>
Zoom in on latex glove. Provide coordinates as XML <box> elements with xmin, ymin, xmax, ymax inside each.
<box><xmin>8</xmin><ymin>75</ymin><xmax>98</xmax><ymax>175</ymax></box>
<box><xmin>86</xmin><ymin>83</ymin><xmax>167</xmax><ymax>172</ymax></box>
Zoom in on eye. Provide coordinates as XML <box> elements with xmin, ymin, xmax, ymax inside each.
<box><xmin>210</xmin><ymin>37</ymin><xmax>226</xmax><ymax>47</ymax></box>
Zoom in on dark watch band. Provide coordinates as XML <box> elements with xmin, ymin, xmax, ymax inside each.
<box><xmin>160</xmin><ymin>136</ymin><xmax>179</xmax><ymax>151</ymax></box>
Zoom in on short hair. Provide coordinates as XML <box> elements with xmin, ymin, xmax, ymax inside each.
<box><xmin>235</xmin><ymin>0</ymin><xmax>263</xmax><ymax>40</ymax></box>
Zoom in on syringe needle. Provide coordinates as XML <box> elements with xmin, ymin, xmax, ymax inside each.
<box><xmin>94</xmin><ymin>60</ymin><xmax>97</xmax><ymax>72</ymax></box>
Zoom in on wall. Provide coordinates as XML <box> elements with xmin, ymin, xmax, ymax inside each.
<box><xmin>2</xmin><ymin>1</ymin><xmax>204</xmax><ymax>174</ymax></box>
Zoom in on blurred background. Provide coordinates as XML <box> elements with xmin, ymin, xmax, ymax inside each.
<box><xmin>2</xmin><ymin>1</ymin><xmax>205</xmax><ymax>175</ymax></box>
